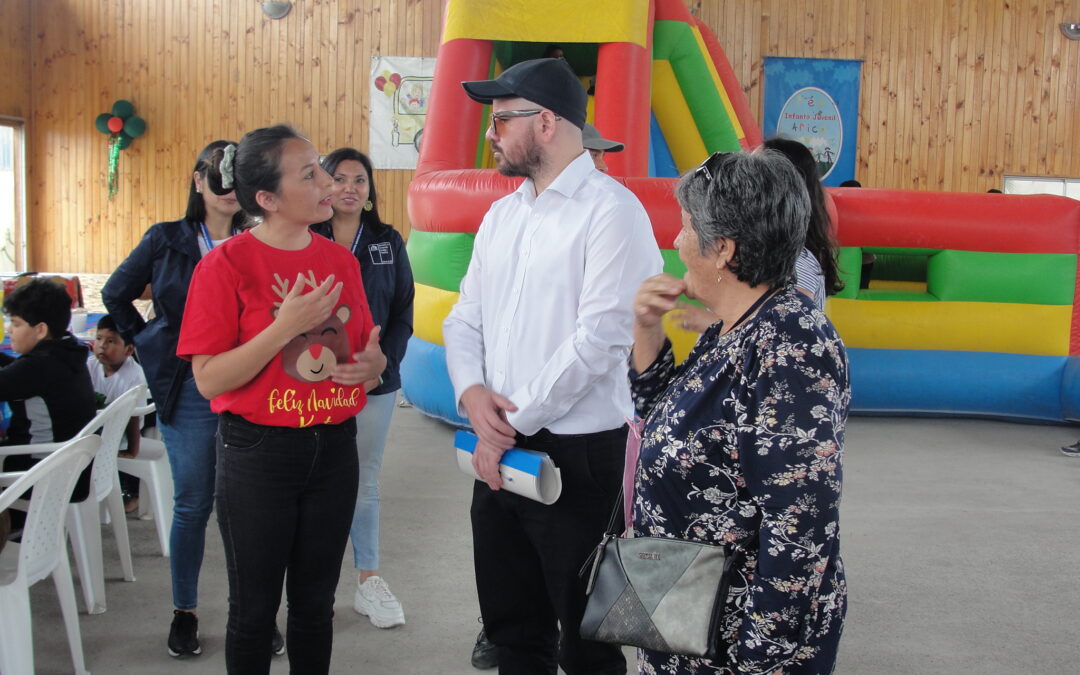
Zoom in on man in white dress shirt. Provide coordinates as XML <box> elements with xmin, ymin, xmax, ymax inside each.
<box><xmin>444</xmin><ymin>58</ymin><xmax>663</xmax><ymax>675</ymax></box>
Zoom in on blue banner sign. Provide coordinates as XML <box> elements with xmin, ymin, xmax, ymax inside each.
<box><xmin>763</xmin><ymin>58</ymin><xmax>862</xmax><ymax>187</ymax></box>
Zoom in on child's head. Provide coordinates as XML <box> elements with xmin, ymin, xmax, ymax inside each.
<box><xmin>93</xmin><ymin>315</ymin><xmax>134</xmax><ymax>373</ymax></box>
<box><xmin>2</xmin><ymin>279</ymin><xmax>72</xmax><ymax>354</ymax></box>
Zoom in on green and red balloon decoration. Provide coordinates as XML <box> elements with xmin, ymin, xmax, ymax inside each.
<box><xmin>94</xmin><ymin>100</ymin><xmax>146</xmax><ymax>199</ymax></box>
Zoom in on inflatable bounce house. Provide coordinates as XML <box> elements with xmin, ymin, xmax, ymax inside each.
<box><xmin>403</xmin><ymin>0</ymin><xmax>1080</xmax><ymax>425</ymax></box>
<box><xmin>826</xmin><ymin>189</ymin><xmax>1080</xmax><ymax>421</ymax></box>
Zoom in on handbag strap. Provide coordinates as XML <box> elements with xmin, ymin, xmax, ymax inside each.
<box><xmin>578</xmin><ymin>485</ymin><xmax>628</xmax><ymax>582</ymax></box>
<box><xmin>603</xmin><ymin>485</ymin><xmax>626</xmax><ymax>537</ymax></box>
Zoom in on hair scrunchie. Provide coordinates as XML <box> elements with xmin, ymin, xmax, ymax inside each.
<box><xmin>220</xmin><ymin>144</ymin><xmax>237</xmax><ymax>189</ymax></box>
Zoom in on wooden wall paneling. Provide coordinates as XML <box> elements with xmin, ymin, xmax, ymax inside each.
<box><xmin>1017</xmin><ymin>1</ymin><xmax>1036</xmax><ymax>176</ymax></box>
<box><xmin>936</xmin><ymin>1</ymin><xmax>952</xmax><ymax>190</ymax></box>
<box><xmin>863</xmin><ymin>0</ymin><xmax>881</xmax><ymax>187</ymax></box>
<box><xmin>1000</xmin><ymin>1</ymin><xmax>1017</xmax><ymax>180</ymax></box>
<box><xmin>977</xmin><ymin>3</ymin><xmax>996</xmax><ymax>187</ymax></box>
<box><xmin>1068</xmin><ymin>2</ymin><xmax>1080</xmax><ymax>182</ymax></box>
<box><xmin>18</xmin><ymin>0</ymin><xmax>1079</xmax><ymax>272</ymax></box>
<box><xmin>0</xmin><ymin>0</ymin><xmax>31</xmax><ymax>119</ymax></box>
<box><xmin>960</xmin><ymin>1</ymin><xmax>976</xmax><ymax>191</ymax></box>
<box><xmin>909</xmin><ymin>1</ymin><xmax>925</xmax><ymax>189</ymax></box>
<box><xmin>1039</xmin><ymin>2</ymin><xmax>1059</xmax><ymax>177</ymax></box>
<box><xmin>883</xmin><ymin>2</ymin><xmax>901</xmax><ymax>189</ymax></box>
<box><xmin>895</xmin><ymin>7</ymin><xmax>910</xmax><ymax>188</ymax></box>
<box><xmin>1027</xmin><ymin>0</ymin><xmax>1046</xmax><ymax>176</ymax></box>
<box><xmin>1048</xmin><ymin>4</ymin><xmax>1067</xmax><ymax>178</ymax></box>
<box><xmin>939</xmin><ymin>2</ymin><xmax>957</xmax><ymax>192</ymax></box>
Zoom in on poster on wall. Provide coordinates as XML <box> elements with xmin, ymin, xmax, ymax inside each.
<box><xmin>369</xmin><ymin>56</ymin><xmax>436</xmax><ymax>170</ymax></box>
<box><xmin>762</xmin><ymin>57</ymin><xmax>862</xmax><ymax>187</ymax></box>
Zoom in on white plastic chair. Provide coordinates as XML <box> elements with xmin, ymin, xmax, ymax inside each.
<box><xmin>0</xmin><ymin>384</ymin><xmax>143</xmax><ymax>614</ymax></box>
<box><xmin>0</xmin><ymin>434</ymin><xmax>100</xmax><ymax>675</ymax></box>
<box><xmin>67</xmin><ymin>385</ymin><xmax>143</xmax><ymax>613</ymax></box>
<box><xmin>116</xmin><ymin>398</ymin><xmax>172</xmax><ymax>557</ymax></box>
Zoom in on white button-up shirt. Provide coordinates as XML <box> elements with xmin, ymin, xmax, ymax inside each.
<box><xmin>444</xmin><ymin>151</ymin><xmax>663</xmax><ymax>436</ymax></box>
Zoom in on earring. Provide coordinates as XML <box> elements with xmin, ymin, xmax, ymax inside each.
<box><xmin>363</xmin><ymin>200</ymin><xmax>374</xmax><ymax>212</ymax></box>
<box><xmin>716</xmin><ymin>272</ymin><xmax>722</xmax><ymax>284</ymax></box>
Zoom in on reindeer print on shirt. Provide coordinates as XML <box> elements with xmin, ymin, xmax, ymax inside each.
<box><xmin>271</xmin><ymin>271</ymin><xmax>353</xmax><ymax>383</ymax></box>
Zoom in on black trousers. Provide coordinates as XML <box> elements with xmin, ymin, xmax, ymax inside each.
<box><xmin>472</xmin><ymin>426</ymin><xmax>628</xmax><ymax>675</ymax></box>
<box><xmin>215</xmin><ymin>412</ymin><xmax>358</xmax><ymax>675</ymax></box>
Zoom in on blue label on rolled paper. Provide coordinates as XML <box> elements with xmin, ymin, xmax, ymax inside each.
<box><xmin>454</xmin><ymin>430</ymin><xmax>543</xmax><ymax>477</ymax></box>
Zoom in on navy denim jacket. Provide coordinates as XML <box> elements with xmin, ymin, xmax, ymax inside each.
<box><xmin>102</xmin><ymin>218</ymin><xmax>205</xmax><ymax>424</ymax></box>
<box><xmin>310</xmin><ymin>221</ymin><xmax>414</xmax><ymax>395</ymax></box>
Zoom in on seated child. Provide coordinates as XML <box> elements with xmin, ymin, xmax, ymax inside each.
<box><xmin>0</xmin><ymin>279</ymin><xmax>97</xmax><ymax>504</ymax></box>
<box><xmin>87</xmin><ymin>314</ymin><xmax>148</xmax><ymax>512</ymax></box>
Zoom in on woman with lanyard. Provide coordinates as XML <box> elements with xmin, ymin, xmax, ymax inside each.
<box><xmin>311</xmin><ymin>147</ymin><xmax>414</xmax><ymax>629</ymax></box>
<box><xmin>103</xmin><ymin>140</ymin><xmax>284</xmax><ymax>659</ymax></box>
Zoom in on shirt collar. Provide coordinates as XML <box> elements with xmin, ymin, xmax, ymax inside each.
<box><xmin>516</xmin><ymin>150</ymin><xmax>595</xmax><ymax>205</ymax></box>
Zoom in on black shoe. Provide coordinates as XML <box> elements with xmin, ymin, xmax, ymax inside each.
<box><xmin>168</xmin><ymin>610</ymin><xmax>201</xmax><ymax>657</ymax></box>
<box><xmin>271</xmin><ymin>624</ymin><xmax>286</xmax><ymax>656</ymax></box>
<box><xmin>471</xmin><ymin>626</ymin><xmax>497</xmax><ymax>670</ymax></box>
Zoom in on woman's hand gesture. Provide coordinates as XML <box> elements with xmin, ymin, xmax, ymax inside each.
<box><xmin>332</xmin><ymin>326</ymin><xmax>387</xmax><ymax>386</ymax></box>
<box><xmin>633</xmin><ymin>273</ymin><xmax>686</xmax><ymax>328</ymax></box>
<box><xmin>631</xmin><ymin>273</ymin><xmax>687</xmax><ymax>373</ymax></box>
<box><xmin>273</xmin><ymin>273</ymin><xmax>343</xmax><ymax>337</ymax></box>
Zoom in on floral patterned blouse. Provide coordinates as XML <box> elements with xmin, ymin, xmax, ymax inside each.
<box><xmin>629</xmin><ymin>287</ymin><xmax>849</xmax><ymax>675</ymax></box>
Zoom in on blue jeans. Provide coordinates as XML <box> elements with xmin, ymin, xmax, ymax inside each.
<box><xmin>159</xmin><ymin>377</ymin><xmax>218</xmax><ymax>611</ymax></box>
<box><xmin>216</xmin><ymin>412</ymin><xmax>358</xmax><ymax>675</ymax></box>
<box><xmin>349</xmin><ymin>391</ymin><xmax>396</xmax><ymax>570</ymax></box>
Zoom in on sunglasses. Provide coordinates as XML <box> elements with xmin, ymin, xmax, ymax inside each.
<box><xmin>693</xmin><ymin>151</ymin><xmax>730</xmax><ymax>183</ymax></box>
<box><xmin>488</xmin><ymin>108</ymin><xmax>561</xmax><ymax>135</ymax></box>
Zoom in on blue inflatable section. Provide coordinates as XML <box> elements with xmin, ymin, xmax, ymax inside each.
<box><xmin>1058</xmin><ymin>356</ymin><xmax>1080</xmax><ymax>421</ymax></box>
<box><xmin>648</xmin><ymin>112</ymin><xmax>679</xmax><ymax>178</ymax></box>
<box><xmin>400</xmin><ymin>336</ymin><xmax>470</xmax><ymax>428</ymax></box>
<box><xmin>849</xmin><ymin>348</ymin><xmax>1071</xmax><ymax>422</ymax></box>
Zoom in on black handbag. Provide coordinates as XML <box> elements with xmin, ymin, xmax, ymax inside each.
<box><xmin>579</xmin><ymin>492</ymin><xmax>739</xmax><ymax>661</ymax></box>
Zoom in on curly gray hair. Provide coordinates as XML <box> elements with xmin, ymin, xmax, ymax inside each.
<box><xmin>675</xmin><ymin>149</ymin><xmax>810</xmax><ymax>289</ymax></box>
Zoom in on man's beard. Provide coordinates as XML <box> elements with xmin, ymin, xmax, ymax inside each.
<box><xmin>495</xmin><ymin>131</ymin><xmax>543</xmax><ymax>179</ymax></box>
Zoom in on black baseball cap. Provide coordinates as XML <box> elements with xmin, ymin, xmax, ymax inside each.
<box><xmin>461</xmin><ymin>58</ymin><xmax>587</xmax><ymax>129</ymax></box>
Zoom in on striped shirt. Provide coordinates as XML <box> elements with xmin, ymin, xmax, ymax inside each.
<box><xmin>795</xmin><ymin>248</ymin><xmax>826</xmax><ymax>309</ymax></box>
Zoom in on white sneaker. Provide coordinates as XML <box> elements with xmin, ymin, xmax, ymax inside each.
<box><xmin>353</xmin><ymin>576</ymin><xmax>406</xmax><ymax>628</ymax></box>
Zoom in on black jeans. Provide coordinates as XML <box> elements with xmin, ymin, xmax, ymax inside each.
<box><xmin>472</xmin><ymin>426</ymin><xmax>628</xmax><ymax>675</ymax></box>
<box><xmin>215</xmin><ymin>412</ymin><xmax>358</xmax><ymax>675</ymax></box>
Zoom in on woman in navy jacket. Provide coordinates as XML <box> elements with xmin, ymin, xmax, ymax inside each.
<box><xmin>102</xmin><ymin>140</ymin><xmax>246</xmax><ymax>658</ymax></box>
<box><xmin>311</xmin><ymin>148</ymin><xmax>414</xmax><ymax>629</ymax></box>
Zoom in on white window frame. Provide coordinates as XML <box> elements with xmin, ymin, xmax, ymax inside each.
<box><xmin>1003</xmin><ymin>175</ymin><xmax>1080</xmax><ymax>201</ymax></box>
<box><xmin>0</xmin><ymin>116</ymin><xmax>27</xmax><ymax>272</ymax></box>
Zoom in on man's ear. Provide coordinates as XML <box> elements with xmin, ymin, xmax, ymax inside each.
<box><xmin>255</xmin><ymin>189</ymin><xmax>277</xmax><ymax>213</ymax></box>
<box><xmin>124</xmin><ymin>343</ymin><xmax>135</xmax><ymax>357</ymax></box>
<box><xmin>539</xmin><ymin>110</ymin><xmax>562</xmax><ymax>138</ymax></box>
<box><xmin>33</xmin><ymin>322</ymin><xmax>50</xmax><ymax>341</ymax></box>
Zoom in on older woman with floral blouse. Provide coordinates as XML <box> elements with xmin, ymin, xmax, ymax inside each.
<box><xmin>629</xmin><ymin>149</ymin><xmax>849</xmax><ymax>675</ymax></box>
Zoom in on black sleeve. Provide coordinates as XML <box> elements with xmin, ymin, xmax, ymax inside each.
<box><xmin>102</xmin><ymin>225</ymin><xmax>161</xmax><ymax>339</ymax></box>
<box><xmin>379</xmin><ymin>232</ymin><xmax>415</xmax><ymax>375</ymax></box>
<box><xmin>0</xmin><ymin>355</ymin><xmax>46</xmax><ymax>402</ymax></box>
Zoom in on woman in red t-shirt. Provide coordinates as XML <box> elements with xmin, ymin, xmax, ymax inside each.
<box><xmin>178</xmin><ymin>125</ymin><xmax>385</xmax><ymax>675</ymax></box>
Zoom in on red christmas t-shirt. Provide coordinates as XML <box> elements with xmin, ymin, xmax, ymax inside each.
<box><xmin>177</xmin><ymin>230</ymin><xmax>374</xmax><ymax>427</ymax></box>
